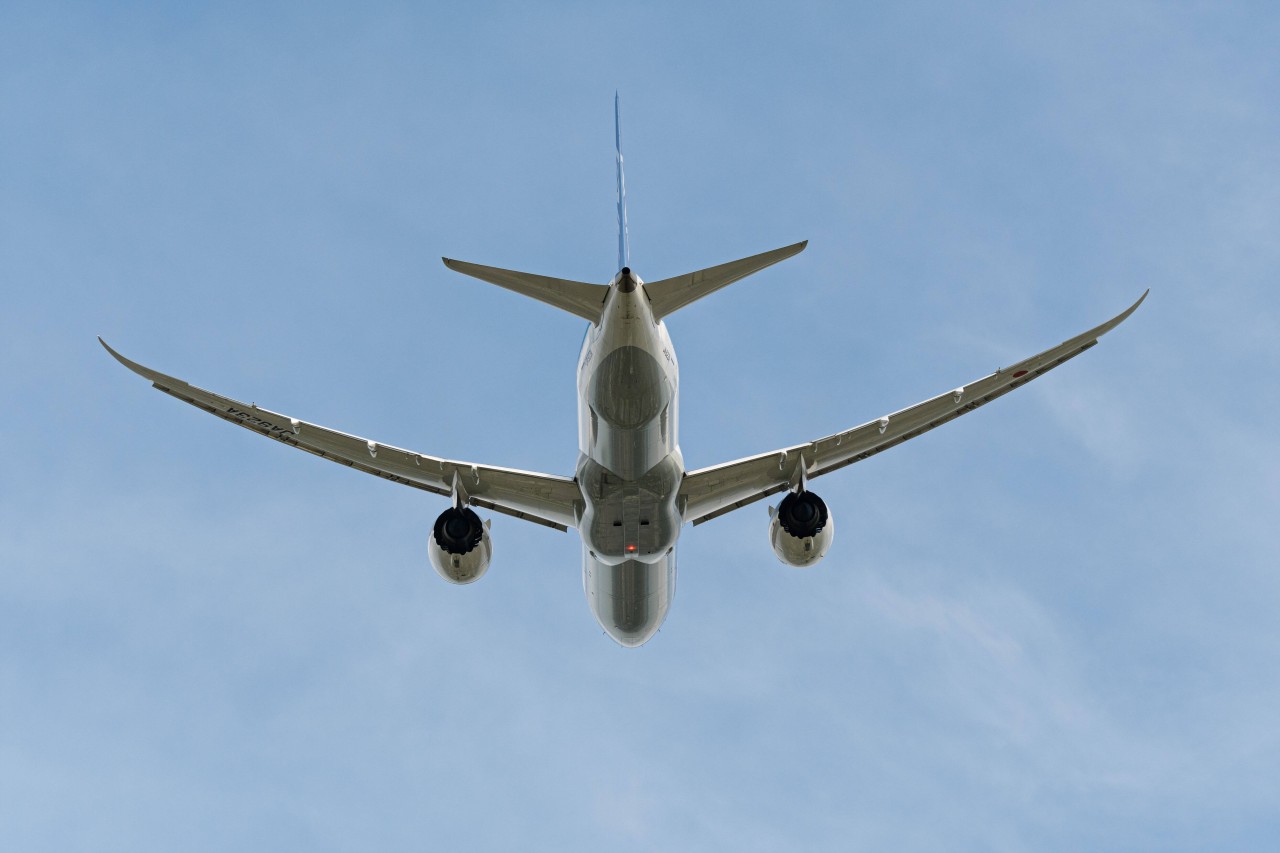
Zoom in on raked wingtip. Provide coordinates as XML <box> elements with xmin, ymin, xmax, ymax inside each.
<box><xmin>1122</xmin><ymin>288</ymin><xmax>1150</xmax><ymax>320</ymax></box>
<box><xmin>98</xmin><ymin>336</ymin><xmax>154</xmax><ymax>381</ymax></box>
<box><xmin>98</xmin><ymin>335</ymin><xmax>124</xmax><ymax>362</ymax></box>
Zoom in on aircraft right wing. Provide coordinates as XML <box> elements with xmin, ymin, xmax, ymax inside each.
<box><xmin>679</xmin><ymin>291</ymin><xmax>1148</xmax><ymax>525</ymax></box>
<box><xmin>99</xmin><ymin>339</ymin><xmax>583</xmax><ymax>531</ymax></box>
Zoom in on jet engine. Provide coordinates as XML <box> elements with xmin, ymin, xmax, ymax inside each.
<box><xmin>429</xmin><ymin>506</ymin><xmax>493</xmax><ymax>584</ymax></box>
<box><xmin>769</xmin><ymin>490</ymin><xmax>834</xmax><ymax>567</ymax></box>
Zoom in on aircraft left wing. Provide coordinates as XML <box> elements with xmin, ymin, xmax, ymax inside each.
<box><xmin>679</xmin><ymin>291</ymin><xmax>1147</xmax><ymax>526</ymax></box>
<box><xmin>99</xmin><ymin>339</ymin><xmax>582</xmax><ymax>531</ymax></box>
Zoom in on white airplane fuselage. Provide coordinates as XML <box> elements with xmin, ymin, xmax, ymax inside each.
<box><xmin>99</xmin><ymin>98</ymin><xmax>1148</xmax><ymax>650</ymax></box>
<box><xmin>575</xmin><ymin>270</ymin><xmax>683</xmax><ymax>646</ymax></box>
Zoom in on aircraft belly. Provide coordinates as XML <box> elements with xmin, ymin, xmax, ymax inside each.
<box><xmin>583</xmin><ymin>343</ymin><xmax>675</xmax><ymax>480</ymax></box>
<box><xmin>576</xmin><ymin>453</ymin><xmax>682</xmax><ymax>564</ymax></box>
<box><xmin>574</xmin><ymin>287</ymin><xmax>684</xmax><ymax>646</ymax></box>
<box><xmin>583</xmin><ymin>549</ymin><xmax>676</xmax><ymax>647</ymax></box>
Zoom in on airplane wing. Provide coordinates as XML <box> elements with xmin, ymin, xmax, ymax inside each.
<box><xmin>99</xmin><ymin>339</ymin><xmax>582</xmax><ymax>531</ymax></box>
<box><xmin>679</xmin><ymin>291</ymin><xmax>1148</xmax><ymax>525</ymax></box>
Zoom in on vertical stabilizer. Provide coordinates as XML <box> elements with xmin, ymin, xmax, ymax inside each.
<box><xmin>615</xmin><ymin>92</ymin><xmax>630</xmax><ymax>272</ymax></box>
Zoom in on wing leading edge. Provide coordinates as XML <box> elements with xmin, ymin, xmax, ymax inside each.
<box><xmin>679</xmin><ymin>290</ymin><xmax>1148</xmax><ymax>525</ymax></box>
<box><xmin>99</xmin><ymin>339</ymin><xmax>582</xmax><ymax>531</ymax></box>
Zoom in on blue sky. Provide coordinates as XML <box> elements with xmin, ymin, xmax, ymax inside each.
<box><xmin>2</xmin><ymin>2</ymin><xmax>1278</xmax><ymax>850</ymax></box>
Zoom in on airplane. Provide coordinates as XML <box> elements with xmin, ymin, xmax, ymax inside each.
<box><xmin>101</xmin><ymin>96</ymin><xmax>1147</xmax><ymax>647</ymax></box>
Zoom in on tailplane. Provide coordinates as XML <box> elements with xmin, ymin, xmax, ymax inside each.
<box><xmin>642</xmin><ymin>241</ymin><xmax>808</xmax><ymax>320</ymax></box>
<box><xmin>442</xmin><ymin>100</ymin><xmax>805</xmax><ymax>324</ymax></box>
<box><xmin>441</xmin><ymin>258</ymin><xmax>609</xmax><ymax>323</ymax></box>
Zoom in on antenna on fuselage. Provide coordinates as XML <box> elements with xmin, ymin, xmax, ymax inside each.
<box><xmin>615</xmin><ymin>92</ymin><xmax>630</xmax><ymax>273</ymax></box>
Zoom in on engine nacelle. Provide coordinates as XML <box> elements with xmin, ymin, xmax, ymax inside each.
<box><xmin>769</xmin><ymin>490</ymin><xmax>834</xmax><ymax>567</ymax></box>
<box><xmin>429</xmin><ymin>507</ymin><xmax>493</xmax><ymax>584</ymax></box>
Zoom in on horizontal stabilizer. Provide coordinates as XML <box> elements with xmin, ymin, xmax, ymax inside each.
<box><xmin>643</xmin><ymin>240</ymin><xmax>807</xmax><ymax>320</ymax></box>
<box><xmin>442</xmin><ymin>258</ymin><xmax>610</xmax><ymax>323</ymax></box>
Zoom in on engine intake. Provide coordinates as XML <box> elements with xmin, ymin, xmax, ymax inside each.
<box><xmin>769</xmin><ymin>490</ymin><xmax>834</xmax><ymax>567</ymax></box>
<box><xmin>429</xmin><ymin>507</ymin><xmax>493</xmax><ymax>584</ymax></box>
